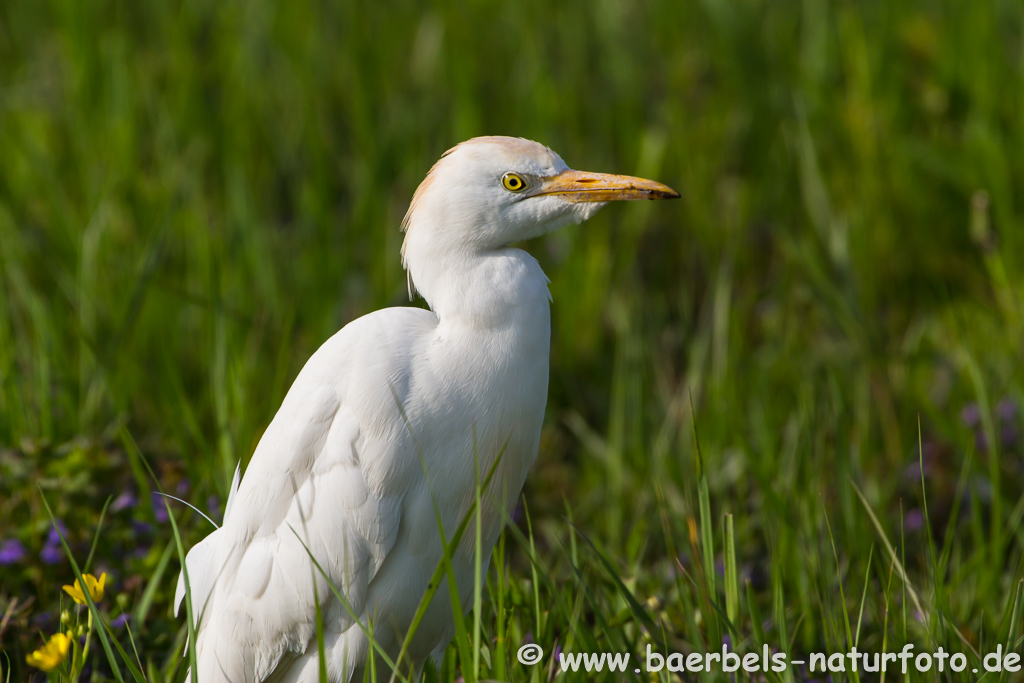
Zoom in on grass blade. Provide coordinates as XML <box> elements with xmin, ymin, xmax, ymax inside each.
<box><xmin>724</xmin><ymin>513</ymin><xmax>738</xmax><ymax>625</ymax></box>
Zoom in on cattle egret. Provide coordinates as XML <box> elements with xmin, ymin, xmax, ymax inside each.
<box><xmin>175</xmin><ymin>136</ymin><xmax>678</xmax><ymax>682</ymax></box>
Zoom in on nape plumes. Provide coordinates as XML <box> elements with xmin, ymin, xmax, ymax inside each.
<box><xmin>176</xmin><ymin>136</ymin><xmax>678</xmax><ymax>682</ymax></box>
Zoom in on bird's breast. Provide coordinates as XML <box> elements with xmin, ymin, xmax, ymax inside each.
<box><xmin>407</xmin><ymin>294</ymin><xmax>551</xmax><ymax>519</ymax></box>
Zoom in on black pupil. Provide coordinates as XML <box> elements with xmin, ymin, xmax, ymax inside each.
<box><xmin>509</xmin><ymin>176</ymin><xmax>519</xmax><ymax>187</ymax></box>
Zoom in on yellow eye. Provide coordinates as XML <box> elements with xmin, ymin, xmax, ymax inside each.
<box><xmin>502</xmin><ymin>173</ymin><xmax>527</xmax><ymax>192</ymax></box>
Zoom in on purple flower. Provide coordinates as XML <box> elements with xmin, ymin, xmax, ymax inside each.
<box><xmin>40</xmin><ymin>544</ymin><xmax>64</xmax><ymax>565</ymax></box>
<box><xmin>46</xmin><ymin>520</ymin><xmax>69</xmax><ymax>546</ymax></box>
<box><xmin>998</xmin><ymin>398</ymin><xmax>1018</xmax><ymax>422</ymax></box>
<box><xmin>976</xmin><ymin>430</ymin><xmax>989</xmax><ymax>453</ymax></box>
<box><xmin>132</xmin><ymin>520</ymin><xmax>153</xmax><ymax>536</ymax></box>
<box><xmin>903</xmin><ymin>461</ymin><xmax>923</xmax><ymax>481</ymax></box>
<box><xmin>32</xmin><ymin>611</ymin><xmax>54</xmax><ymax>628</ymax></box>
<box><xmin>0</xmin><ymin>538</ymin><xmax>27</xmax><ymax>565</ymax></box>
<box><xmin>903</xmin><ymin>509</ymin><xmax>924</xmax><ymax>531</ymax></box>
<box><xmin>177</xmin><ymin>478</ymin><xmax>191</xmax><ymax>496</ymax></box>
<box><xmin>152</xmin><ymin>492</ymin><xmax>170</xmax><ymax>522</ymax></box>
<box><xmin>208</xmin><ymin>495</ymin><xmax>222</xmax><ymax>523</ymax></box>
<box><xmin>1003</xmin><ymin>425</ymin><xmax>1019</xmax><ymax>448</ymax></box>
<box><xmin>961</xmin><ymin>403</ymin><xmax>981</xmax><ymax>428</ymax></box>
<box><xmin>111</xmin><ymin>489</ymin><xmax>137</xmax><ymax>512</ymax></box>
<box><xmin>112</xmin><ymin>613</ymin><xmax>130</xmax><ymax>629</ymax></box>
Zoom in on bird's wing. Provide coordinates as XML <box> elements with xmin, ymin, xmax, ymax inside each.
<box><xmin>176</xmin><ymin>308</ymin><xmax>435</xmax><ymax>682</ymax></box>
<box><xmin>173</xmin><ymin>463</ymin><xmax>239</xmax><ymax>618</ymax></box>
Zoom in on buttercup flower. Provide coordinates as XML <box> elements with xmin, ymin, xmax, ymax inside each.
<box><xmin>62</xmin><ymin>572</ymin><xmax>107</xmax><ymax>605</ymax></box>
<box><xmin>25</xmin><ymin>631</ymin><xmax>72</xmax><ymax>671</ymax></box>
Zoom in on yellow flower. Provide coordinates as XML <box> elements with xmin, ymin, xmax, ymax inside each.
<box><xmin>25</xmin><ymin>631</ymin><xmax>72</xmax><ymax>671</ymax></box>
<box><xmin>62</xmin><ymin>572</ymin><xmax>107</xmax><ymax>605</ymax></box>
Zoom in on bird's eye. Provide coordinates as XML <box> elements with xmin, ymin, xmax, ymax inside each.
<box><xmin>501</xmin><ymin>173</ymin><xmax>527</xmax><ymax>193</ymax></box>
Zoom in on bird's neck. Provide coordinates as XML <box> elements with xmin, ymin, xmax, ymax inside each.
<box><xmin>405</xmin><ymin>241</ymin><xmax>551</xmax><ymax>329</ymax></box>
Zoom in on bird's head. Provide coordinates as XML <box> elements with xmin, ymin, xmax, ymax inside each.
<box><xmin>401</xmin><ymin>136</ymin><xmax>678</xmax><ymax>300</ymax></box>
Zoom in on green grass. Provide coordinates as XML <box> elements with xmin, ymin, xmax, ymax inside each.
<box><xmin>2</xmin><ymin>0</ymin><xmax>1024</xmax><ymax>680</ymax></box>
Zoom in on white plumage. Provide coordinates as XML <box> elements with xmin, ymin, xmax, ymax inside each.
<box><xmin>175</xmin><ymin>136</ymin><xmax>678</xmax><ymax>682</ymax></box>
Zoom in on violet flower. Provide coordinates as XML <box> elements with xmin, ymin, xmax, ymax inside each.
<box><xmin>152</xmin><ymin>492</ymin><xmax>170</xmax><ymax>523</ymax></box>
<box><xmin>960</xmin><ymin>403</ymin><xmax>981</xmax><ymax>428</ymax></box>
<box><xmin>46</xmin><ymin>520</ymin><xmax>69</xmax><ymax>546</ymax></box>
<box><xmin>208</xmin><ymin>495</ymin><xmax>222</xmax><ymax>524</ymax></box>
<box><xmin>0</xmin><ymin>538</ymin><xmax>26</xmax><ymax>565</ymax></box>
<box><xmin>903</xmin><ymin>509</ymin><xmax>924</xmax><ymax>531</ymax></box>
<box><xmin>111</xmin><ymin>489</ymin><xmax>137</xmax><ymax>512</ymax></box>
<box><xmin>997</xmin><ymin>397</ymin><xmax>1018</xmax><ymax>422</ymax></box>
<box><xmin>40</xmin><ymin>543</ymin><xmax>64</xmax><ymax>565</ymax></box>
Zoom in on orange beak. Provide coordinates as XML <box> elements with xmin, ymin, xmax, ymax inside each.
<box><xmin>536</xmin><ymin>170</ymin><xmax>679</xmax><ymax>203</ymax></box>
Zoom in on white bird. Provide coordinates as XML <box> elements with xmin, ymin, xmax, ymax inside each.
<box><xmin>175</xmin><ymin>136</ymin><xmax>678</xmax><ymax>682</ymax></box>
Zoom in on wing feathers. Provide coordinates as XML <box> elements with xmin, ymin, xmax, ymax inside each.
<box><xmin>183</xmin><ymin>383</ymin><xmax>403</xmax><ymax>682</ymax></box>
<box><xmin>179</xmin><ymin>308</ymin><xmax>440</xmax><ymax>682</ymax></box>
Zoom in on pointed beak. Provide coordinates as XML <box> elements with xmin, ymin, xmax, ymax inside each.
<box><xmin>535</xmin><ymin>170</ymin><xmax>680</xmax><ymax>203</ymax></box>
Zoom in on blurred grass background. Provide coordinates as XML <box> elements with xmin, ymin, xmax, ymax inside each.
<box><xmin>1</xmin><ymin>0</ymin><xmax>1023</xmax><ymax>680</ymax></box>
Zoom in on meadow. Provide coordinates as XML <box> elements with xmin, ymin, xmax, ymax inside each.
<box><xmin>1</xmin><ymin>0</ymin><xmax>1023</xmax><ymax>680</ymax></box>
